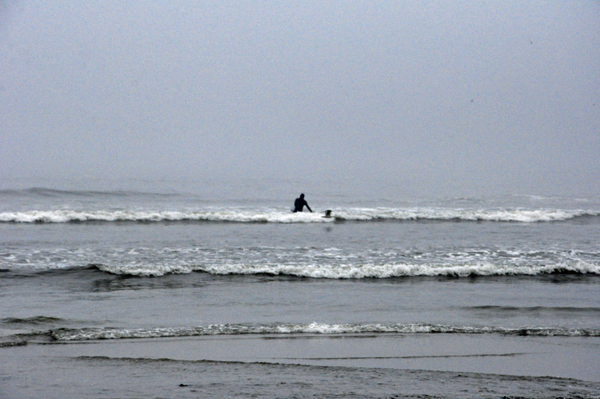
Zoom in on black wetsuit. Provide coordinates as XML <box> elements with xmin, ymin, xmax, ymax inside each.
<box><xmin>293</xmin><ymin>197</ymin><xmax>312</xmax><ymax>213</ymax></box>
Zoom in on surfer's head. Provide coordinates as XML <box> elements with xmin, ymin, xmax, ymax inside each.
<box><xmin>300</xmin><ymin>193</ymin><xmax>304</xmax><ymax>198</ymax></box>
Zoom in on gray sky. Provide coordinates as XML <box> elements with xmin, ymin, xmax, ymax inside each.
<box><xmin>1</xmin><ymin>1</ymin><xmax>599</xmax><ymax>195</ymax></box>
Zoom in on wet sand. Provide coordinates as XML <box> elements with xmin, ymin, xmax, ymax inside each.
<box><xmin>2</xmin><ymin>333</ymin><xmax>600</xmax><ymax>398</ymax></box>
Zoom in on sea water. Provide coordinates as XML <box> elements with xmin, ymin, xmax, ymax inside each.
<box><xmin>1</xmin><ymin>177</ymin><xmax>599</xmax><ymax>398</ymax></box>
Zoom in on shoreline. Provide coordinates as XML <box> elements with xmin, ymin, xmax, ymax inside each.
<box><xmin>5</xmin><ymin>332</ymin><xmax>600</xmax><ymax>381</ymax></box>
<box><xmin>3</xmin><ymin>333</ymin><xmax>600</xmax><ymax>398</ymax></box>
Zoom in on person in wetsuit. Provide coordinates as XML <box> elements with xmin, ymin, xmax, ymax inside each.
<box><xmin>293</xmin><ymin>193</ymin><xmax>312</xmax><ymax>213</ymax></box>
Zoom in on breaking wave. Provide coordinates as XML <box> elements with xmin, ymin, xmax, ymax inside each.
<box><xmin>95</xmin><ymin>261</ymin><xmax>600</xmax><ymax>278</ymax></box>
<box><xmin>48</xmin><ymin>322</ymin><xmax>600</xmax><ymax>341</ymax></box>
<box><xmin>1</xmin><ymin>208</ymin><xmax>598</xmax><ymax>223</ymax></box>
<box><xmin>3</xmin><ymin>244</ymin><xmax>599</xmax><ymax>278</ymax></box>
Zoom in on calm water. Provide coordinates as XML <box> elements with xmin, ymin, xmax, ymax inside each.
<box><xmin>1</xmin><ymin>178</ymin><xmax>599</xmax><ymax>398</ymax></box>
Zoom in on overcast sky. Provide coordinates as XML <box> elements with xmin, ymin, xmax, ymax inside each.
<box><xmin>1</xmin><ymin>1</ymin><xmax>599</xmax><ymax>195</ymax></box>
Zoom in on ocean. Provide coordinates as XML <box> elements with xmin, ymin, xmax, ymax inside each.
<box><xmin>1</xmin><ymin>177</ymin><xmax>599</xmax><ymax>398</ymax></box>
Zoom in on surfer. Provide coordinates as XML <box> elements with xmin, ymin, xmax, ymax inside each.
<box><xmin>293</xmin><ymin>193</ymin><xmax>312</xmax><ymax>213</ymax></box>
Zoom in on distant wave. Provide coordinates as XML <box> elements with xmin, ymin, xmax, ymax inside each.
<box><xmin>465</xmin><ymin>305</ymin><xmax>600</xmax><ymax>314</ymax></box>
<box><xmin>0</xmin><ymin>187</ymin><xmax>178</xmax><ymax>198</ymax></box>
<box><xmin>1</xmin><ymin>208</ymin><xmax>598</xmax><ymax>223</ymax></box>
<box><xmin>95</xmin><ymin>261</ymin><xmax>600</xmax><ymax>278</ymax></box>
<box><xmin>48</xmin><ymin>322</ymin><xmax>600</xmax><ymax>341</ymax></box>
<box><xmin>1</xmin><ymin>316</ymin><xmax>65</xmax><ymax>325</ymax></box>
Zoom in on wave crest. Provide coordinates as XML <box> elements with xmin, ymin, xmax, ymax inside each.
<box><xmin>96</xmin><ymin>261</ymin><xmax>600</xmax><ymax>278</ymax></box>
<box><xmin>49</xmin><ymin>322</ymin><xmax>600</xmax><ymax>341</ymax></box>
<box><xmin>1</xmin><ymin>208</ymin><xmax>598</xmax><ymax>224</ymax></box>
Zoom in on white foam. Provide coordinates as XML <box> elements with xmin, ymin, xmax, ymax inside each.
<box><xmin>96</xmin><ymin>263</ymin><xmax>196</xmax><ymax>277</ymax></box>
<box><xmin>1</xmin><ymin>208</ymin><xmax>597</xmax><ymax>223</ymax></box>
<box><xmin>195</xmin><ymin>261</ymin><xmax>600</xmax><ymax>279</ymax></box>
<box><xmin>3</xmin><ymin>245</ymin><xmax>599</xmax><ymax>278</ymax></box>
<box><xmin>334</xmin><ymin>207</ymin><xmax>598</xmax><ymax>223</ymax></box>
<box><xmin>49</xmin><ymin>322</ymin><xmax>600</xmax><ymax>341</ymax></box>
<box><xmin>0</xmin><ymin>210</ymin><xmax>333</xmax><ymax>223</ymax></box>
